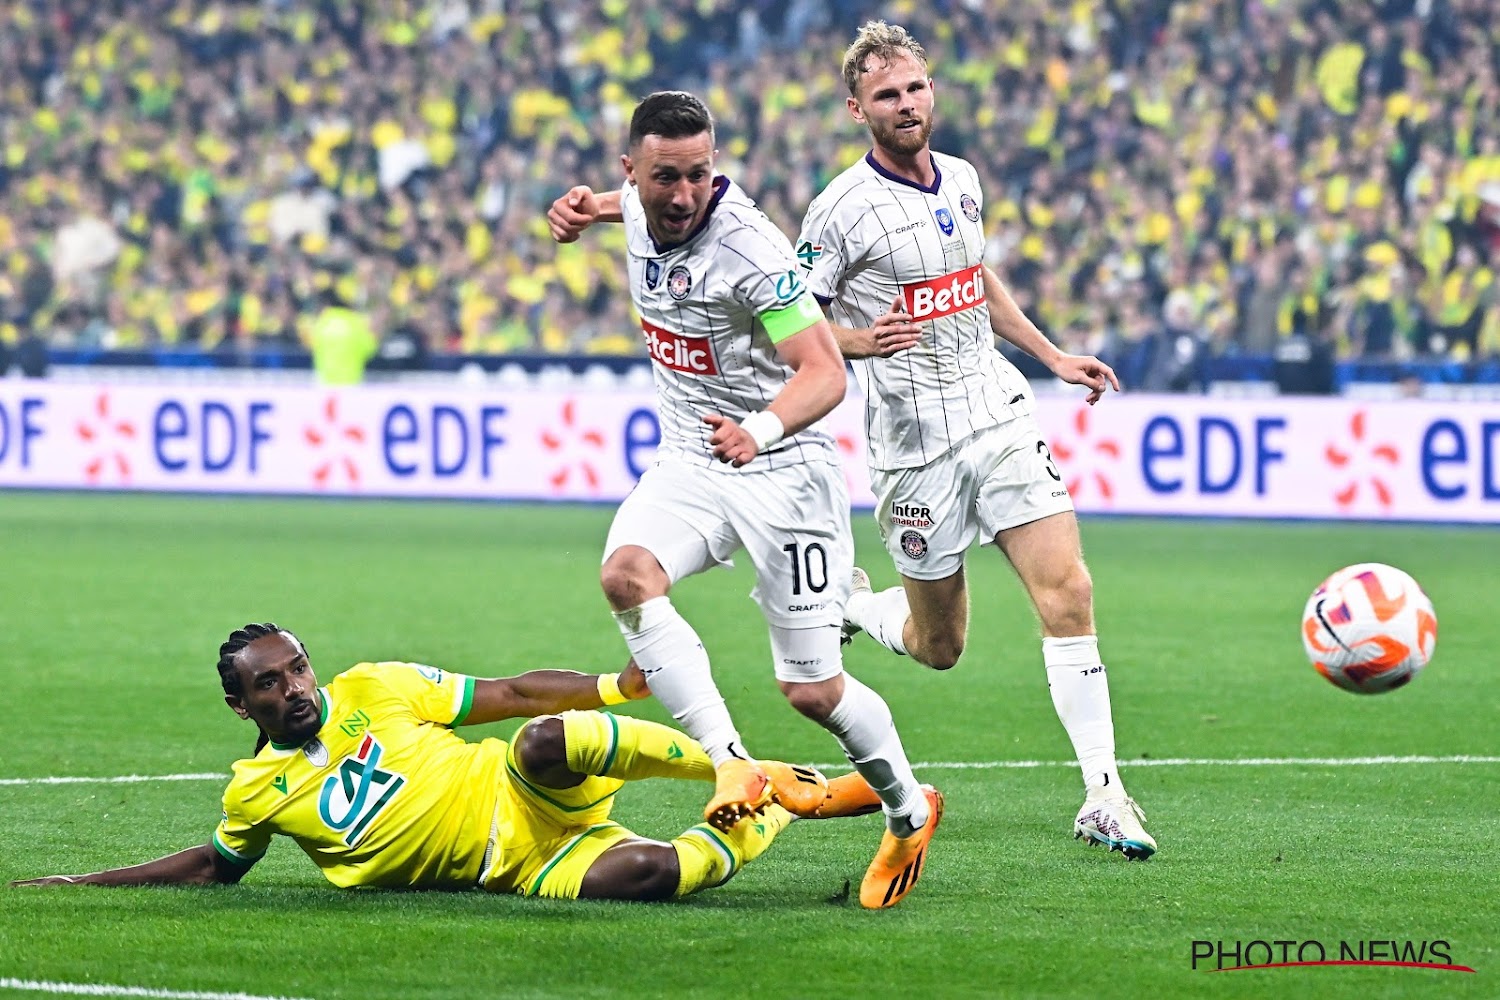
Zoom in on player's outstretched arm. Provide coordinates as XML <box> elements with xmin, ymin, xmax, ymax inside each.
<box><xmin>461</xmin><ymin>660</ymin><xmax>650</xmax><ymax>725</ymax></box>
<box><xmin>547</xmin><ymin>186</ymin><xmax>624</xmax><ymax>243</ymax></box>
<box><xmin>705</xmin><ymin>318</ymin><xmax>847</xmax><ymax>467</ymax></box>
<box><xmin>981</xmin><ymin>265</ymin><xmax>1120</xmax><ymax>405</ymax></box>
<box><xmin>10</xmin><ymin>844</ymin><xmax>247</xmax><ymax>888</ymax></box>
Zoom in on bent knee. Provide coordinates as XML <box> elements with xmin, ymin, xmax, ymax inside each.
<box><xmin>512</xmin><ymin>716</ymin><xmax>567</xmax><ymax>778</ymax></box>
<box><xmin>912</xmin><ymin>625</ymin><xmax>966</xmax><ymax>671</ymax></box>
<box><xmin>582</xmin><ymin>841</ymin><xmax>679</xmax><ymax>901</ymax></box>
<box><xmin>600</xmin><ymin>548</ymin><xmax>666</xmax><ymax>609</ymax></box>
<box><xmin>1038</xmin><ymin>567</ymin><xmax>1094</xmax><ymax>634</ymax></box>
<box><xmin>779</xmin><ymin>679</ymin><xmax>842</xmax><ymax>721</ymax></box>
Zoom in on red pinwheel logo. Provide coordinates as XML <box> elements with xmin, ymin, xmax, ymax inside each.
<box><xmin>304</xmin><ymin>396</ymin><xmax>365</xmax><ymax>488</ymax></box>
<box><xmin>540</xmin><ymin>400</ymin><xmax>606</xmax><ymax>491</ymax></box>
<box><xmin>75</xmin><ymin>392</ymin><xmax>136</xmax><ymax>483</ymax></box>
<box><xmin>1049</xmin><ymin>406</ymin><xmax>1121</xmax><ymax>502</ymax></box>
<box><xmin>1324</xmin><ymin>410</ymin><xmax>1399</xmax><ymax>509</ymax></box>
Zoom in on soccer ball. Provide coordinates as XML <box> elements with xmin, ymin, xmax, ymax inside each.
<box><xmin>1301</xmin><ymin>563</ymin><xmax>1437</xmax><ymax>694</ymax></box>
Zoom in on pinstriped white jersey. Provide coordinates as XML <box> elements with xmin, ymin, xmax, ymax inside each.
<box><xmin>622</xmin><ymin>175</ymin><xmax>839</xmax><ymax>473</ymax></box>
<box><xmin>797</xmin><ymin>151</ymin><xmax>1032</xmax><ymax>472</ymax></box>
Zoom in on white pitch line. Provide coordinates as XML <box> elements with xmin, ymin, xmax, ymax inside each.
<box><xmin>0</xmin><ymin>978</ymin><xmax>312</xmax><ymax>1000</ymax></box>
<box><xmin>0</xmin><ymin>774</ymin><xmax>223</xmax><ymax>787</ymax></box>
<box><xmin>2</xmin><ymin>756</ymin><xmax>1498</xmax><ymax>788</ymax></box>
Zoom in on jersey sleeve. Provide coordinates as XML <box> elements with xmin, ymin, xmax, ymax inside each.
<box><xmin>795</xmin><ymin>193</ymin><xmax>859</xmax><ymax>305</ymax></box>
<box><xmin>365</xmin><ymin>661</ymin><xmax>477</xmax><ymax>726</ymax></box>
<box><xmin>722</xmin><ymin>223</ymin><xmax>823</xmax><ymax>344</ymax></box>
<box><xmin>212</xmin><ymin>782</ymin><xmax>270</xmax><ymax>869</ymax></box>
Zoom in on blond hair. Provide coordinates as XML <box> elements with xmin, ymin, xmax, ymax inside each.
<box><xmin>841</xmin><ymin>21</ymin><xmax>928</xmax><ymax>97</ymax></box>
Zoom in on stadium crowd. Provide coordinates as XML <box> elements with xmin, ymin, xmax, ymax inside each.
<box><xmin>0</xmin><ymin>0</ymin><xmax>1497</xmax><ymax>381</ymax></box>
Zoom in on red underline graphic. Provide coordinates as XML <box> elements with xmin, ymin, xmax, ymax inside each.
<box><xmin>1210</xmin><ymin>961</ymin><xmax>1475</xmax><ymax>973</ymax></box>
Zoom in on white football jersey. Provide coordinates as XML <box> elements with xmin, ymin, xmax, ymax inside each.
<box><xmin>622</xmin><ymin>176</ymin><xmax>838</xmax><ymax>473</ymax></box>
<box><xmin>797</xmin><ymin>151</ymin><xmax>1033</xmax><ymax>471</ymax></box>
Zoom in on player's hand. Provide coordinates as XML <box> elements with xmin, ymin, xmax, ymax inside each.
<box><xmin>864</xmin><ymin>295</ymin><xmax>923</xmax><ymax>358</ymax></box>
<box><xmin>10</xmin><ymin>875</ymin><xmax>81</xmax><ymax>887</ymax></box>
<box><xmin>618</xmin><ymin>659</ymin><xmax>651</xmax><ymax>701</ymax></box>
<box><xmin>547</xmin><ymin>185</ymin><xmax>599</xmax><ymax>243</ymax></box>
<box><xmin>1051</xmin><ymin>353</ymin><xmax>1121</xmax><ymax>405</ymax></box>
<box><xmin>703</xmin><ymin>413</ymin><xmax>759</xmax><ymax>468</ymax></box>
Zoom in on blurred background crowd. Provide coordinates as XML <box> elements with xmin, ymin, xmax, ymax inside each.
<box><xmin>1</xmin><ymin>0</ymin><xmax>1497</xmax><ymax>386</ymax></box>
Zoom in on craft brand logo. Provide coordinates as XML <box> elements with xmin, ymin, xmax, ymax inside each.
<box><xmin>1190</xmin><ymin>938</ymin><xmax>1473</xmax><ymax>974</ymax></box>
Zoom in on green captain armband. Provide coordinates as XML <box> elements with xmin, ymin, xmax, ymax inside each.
<box><xmin>760</xmin><ymin>292</ymin><xmax>823</xmax><ymax>343</ymax></box>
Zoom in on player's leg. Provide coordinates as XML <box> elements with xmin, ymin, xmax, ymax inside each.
<box><xmin>844</xmin><ymin>456</ymin><xmax>976</xmax><ymax>669</ymax></box>
<box><xmin>741</xmin><ymin>464</ymin><xmax>941</xmax><ymax>908</ymax></box>
<box><xmin>984</xmin><ymin>429</ymin><xmax>1155</xmax><ymax>859</ymax></box>
<box><xmin>512</xmin><ymin>712</ymin><xmax>715</xmax><ymax>788</ymax></box>
<box><xmin>573</xmin><ymin>804</ymin><xmax>797</xmax><ymax>901</ymax></box>
<box><xmin>600</xmin><ymin>465</ymin><xmax>770</xmax><ymax>828</ymax></box>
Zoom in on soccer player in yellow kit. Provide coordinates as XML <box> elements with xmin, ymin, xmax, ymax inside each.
<box><xmin>11</xmin><ymin>623</ymin><xmax>872</xmax><ymax>901</ymax></box>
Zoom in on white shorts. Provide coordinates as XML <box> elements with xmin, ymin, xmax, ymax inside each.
<box><xmin>870</xmin><ymin>415</ymin><xmax>1075</xmax><ymax>581</ymax></box>
<box><xmin>603</xmin><ymin>459</ymin><xmax>854</xmax><ymax>633</ymax></box>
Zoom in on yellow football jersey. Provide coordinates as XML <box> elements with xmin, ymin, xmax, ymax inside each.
<box><xmin>212</xmin><ymin>661</ymin><xmax>504</xmax><ymax>889</ymax></box>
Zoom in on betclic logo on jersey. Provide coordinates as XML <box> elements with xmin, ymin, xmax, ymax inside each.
<box><xmin>640</xmin><ymin>318</ymin><xmax>720</xmax><ymax>376</ymax></box>
<box><xmin>901</xmin><ymin>263</ymin><xmax>985</xmax><ymax>322</ymax></box>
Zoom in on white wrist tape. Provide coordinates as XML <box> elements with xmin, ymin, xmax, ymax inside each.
<box><xmin>739</xmin><ymin>410</ymin><xmax>785</xmax><ymax>451</ymax></box>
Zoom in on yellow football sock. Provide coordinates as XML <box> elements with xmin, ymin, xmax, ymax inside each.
<box><xmin>562</xmin><ymin>710</ymin><xmax>715</xmax><ymax>783</ymax></box>
<box><xmin>670</xmin><ymin>804</ymin><xmax>794</xmax><ymax>898</ymax></box>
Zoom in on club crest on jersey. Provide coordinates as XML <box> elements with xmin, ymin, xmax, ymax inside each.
<box><xmin>317</xmin><ymin>733</ymin><xmax>407</xmax><ymax>846</ymax></box>
<box><xmin>934</xmin><ymin>207</ymin><xmax>955</xmax><ymax>236</ymax></box>
<box><xmin>645</xmin><ymin>259</ymin><xmax>662</xmax><ymax>290</ymax></box>
<box><xmin>900</xmin><ymin>530</ymin><xmax>929</xmax><ymax>559</ymax></box>
<box><xmin>960</xmin><ymin>194</ymin><xmax>980</xmax><ymax>222</ymax></box>
<box><xmin>667</xmin><ymin>265</ymin><xmax>693</xmax><ymax>300</ymax></box>
<box><xmin>303</xmin><ymin>737</ymin><xmax>329</xmax><ymax>767</ymax></box>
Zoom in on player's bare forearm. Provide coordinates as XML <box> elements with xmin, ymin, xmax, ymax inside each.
<box><xmin>982</xmin><ymin>266</ymin><xmax>1061</xmax><ymax>366</ymax></box>
<box><xmin>464</xmin><ymin>663</ymin><xmax>649</xmax><ymax>724</ymax></box>
<box><xmin>10</xmin><ymin>844</ymin><xmax>241</xmax><ymax>888</ymax></box>
<box><xmin>766</xmin><ymin>321</ymin><xmax>847</xmax><ymax>433</ymax></box>
<box><xmin>592</xmin><ymin>189</ymin><xmax>623</xmax><ymax>223</ymax></box>
<box><xmin>981</xmin><ymin>266</ymin><xmax>1120</xmax><ymax>403</ymax></box>
<box><xmin>547</xmin><ymin>187</ymin><xmax>624</xmax><ymax>243</ymax></box>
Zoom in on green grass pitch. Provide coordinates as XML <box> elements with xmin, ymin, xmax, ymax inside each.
<box><xmin>0</xmin><ymin>493</ymin><xmax>1496</xmax><ymax>999</ymax></box>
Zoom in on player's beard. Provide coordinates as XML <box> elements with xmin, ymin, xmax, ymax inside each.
<box><xmin>871</xmin><ymin>114</ymin><xmax>934</xmax><ymax>158</ymax></box>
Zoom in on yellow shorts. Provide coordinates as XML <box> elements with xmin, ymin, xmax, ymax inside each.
<box><xmin>479</xmin><ymin>741</ymin><xmax>633</xmax><ymax>899</ymax></box>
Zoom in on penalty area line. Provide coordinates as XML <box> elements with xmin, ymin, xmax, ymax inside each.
<box><xmin>0</xmin><ymin>978</ymin><xmax>314</xmax><ymax>1000</ymax></box>
<box><xmin>3</xmin><ymin>756</ymin><xmax>1499</xmax><ymax>787</ymax></box>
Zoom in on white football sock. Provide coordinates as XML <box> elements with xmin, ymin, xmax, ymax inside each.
<box><xmin>846</xmin><ymin>586</ymin><xmax>910</xmax><ymax>656</ymax></box>
<box><xmin>1043</xmin><ymin>634</ymin><xmax>1121</xmax><ymax>795</ymax></box>
<box><xmin>613</xmin><ymin>596</ymin><xmax>746</xmax><ymax>766</ymax></box>
<box><xmin>823</xmin><ymin>673</ymin><xmax>928</xmax><ymax>836</ymax></box>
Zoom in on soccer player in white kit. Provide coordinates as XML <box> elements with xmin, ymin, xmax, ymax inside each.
<box><xmin>796</xmin><ymin>23</ymin><xmax>1156</xmax><ymax>859</ymax></box>
<box><xmin>547</xmin><ymin>91</ymin><xmax>941</xmax><ymax>908</ymax></box>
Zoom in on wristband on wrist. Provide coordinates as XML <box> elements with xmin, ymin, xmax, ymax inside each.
<box><xmin>739</xmin><ymin>410</ymin><xmax>785</xmax><ymax>451</ymax></box>
<box><xmin>596</xmin><ymin>672</ymin><xmax>629</xmax><ymax>706</ymax></box>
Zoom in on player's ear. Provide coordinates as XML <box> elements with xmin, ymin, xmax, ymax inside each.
<box><xmin>225</xmin><ymin>695</ymin><xmax>250</xmax><ymax>721</ymax></box>
<box><xmin>847</xmin><ymin>96</ymin><xmax>865</xmax><ymax>124</ymax></box>
<box><xmin>621</xmin><ymin>153</ymin><xmax>635</xmax><ymax>185</ymax></box>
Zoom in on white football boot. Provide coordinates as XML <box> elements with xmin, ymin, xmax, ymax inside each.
<box><xmin>1074</xmin><ymin>790</ymin><xmax>1157</xmax><ymax>860</ymax></box>
<box><xmin>840</xmin><ymin>566</ymin><xmax>873</xmax><ymax>646</ymax></box>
